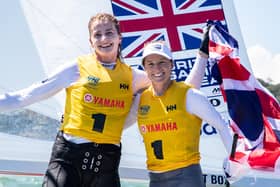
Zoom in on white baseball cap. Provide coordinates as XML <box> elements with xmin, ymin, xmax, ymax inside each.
<box><xmin>142</xmin><ymin>42</ymin><xmax>172</xmax><ymax>60</ymax></box>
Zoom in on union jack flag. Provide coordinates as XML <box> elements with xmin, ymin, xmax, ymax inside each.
<box><xmin>112</xmin><ymin>0</ymin><xmax>226</xmax><ymax>58</ymax></box>
<box><xmin>208</xmin><ymin>21</ymin><xmax>280</xmax><ymax>183</ymax></box>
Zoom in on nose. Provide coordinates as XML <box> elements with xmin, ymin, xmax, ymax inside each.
<box><xmin>154</xmin><ymin>64</ymin><xmax>162</xmax><ymax>70</ymax></box>
<box><xmin>152</xmin><ymin>63</ymin><xmax>167</xmax><ymax>70</ymax></box>
<box><xmin>100</xmin><ymin>34</ymin><xmax>108</xmax><ymax>41</ymax></box>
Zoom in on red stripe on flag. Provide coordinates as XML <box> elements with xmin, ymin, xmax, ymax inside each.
<box><xmin>248</xmin><ymin>149</ymin><xmax>280</xmax><ymax>169</ymax></box>
<box><xmin>248</xmin><ymin>120</ymin><xmax>280</xmax><ymax>169</ymax></box>
<box><xmin>256</xmin><ymin>89</ymin><xmax>280</xmax><ymax>119</ymax></box>
<box><xmin>209</xmin><ymin>40</ymin><xmax>232</xmax><ymax>56</ymax></box>
<box><xmin>119</xmin><ymin>8</ymin><xmax>224</xmax><ymax>51</ymax></box>
<box><xmin>263</xmin><ymin>119</ymin><xmax>280</xmax><ymax>149</ymax></box>
<box><xmin>218</xmin><ymin>56</ymin><xmax>250</xmax><ymax>80</ymax></box>
<box><xmin>179</xmin><ymin>0</ymin><xmax>197</xmax><ymax>10</ymax></box>
<box><xmin>113</xmin><ymin>0</ymin><xmax>147</xmax><ymax>14</ymax></box>
<box><xmin>231</xmin><ymin>150</ymin><xmax>247</xmax><ymax>163</ymax></box>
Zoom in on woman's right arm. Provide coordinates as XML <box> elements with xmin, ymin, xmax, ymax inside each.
<box><xmin>124</xmin><ymin>68</ymin><xmax>150</xmax><ymax>129</ymax></box>
<box><xmin>124</xmin><ymin>94</ymin><xmax>141</xmax><ymax>129</ymax></box>
<box><xmin>131</xmin><ymin>68</ymin><xmax>151</xmax><ymax>95</ymax></box>
<box><xmin>0</xmin><ymin>61</ymin><xmax>80</xmax><ymax>112</ymax></box>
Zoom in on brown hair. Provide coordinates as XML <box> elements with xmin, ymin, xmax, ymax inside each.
<box><xmin>88</xmin><ymin>13</ymin><xmax>122</xmax><ymax>59</ymax></box>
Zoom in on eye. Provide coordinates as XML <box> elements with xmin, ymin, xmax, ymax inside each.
<box><xmin>147</xmin><ymin>62</ymin><xmax>154</xmax><ymax>68</ymax></box>
<box><xmin>105</xmin><ymin>31</ymin><xmax>114</xmax><ymax>36</ymax></box>
<box><xmin>159</xmin><ymin>61</ymin><xmax>170</xmax><ymax>67</ymax></box>
<box><xmin>94</xmin><ymin>33</ymin><xmax>102</xmax><ymax>39</ymax></box>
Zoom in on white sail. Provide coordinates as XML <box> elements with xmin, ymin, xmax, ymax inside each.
<box><xmin>0</xmin><ymin>0</ymin><xmax>279</xmax><ymax>186</ymax></box>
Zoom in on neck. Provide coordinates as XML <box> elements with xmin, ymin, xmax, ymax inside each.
<box><xmin>95</xmin><ymin>53</ymin><xmax>118</xmax><ymax>64</ymax></box>
<box><xmin>152</xmin><ymin>80</ymin><xmax>173</xmax><ymax>96</ymax></box>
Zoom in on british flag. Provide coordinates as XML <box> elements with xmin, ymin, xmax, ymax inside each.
<box><xmin>208</xmin><ymin>21</ymin><xmax>280</xmax><ymax>183</ymax></box>
<box><xmin>112</xmin><ymin>0</ymin><xmax>226</xmax><ymax>58</ymax></box>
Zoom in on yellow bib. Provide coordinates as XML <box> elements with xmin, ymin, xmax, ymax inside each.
<box><xmin>137</xmin><ymin>81</ymin><xmax>202</xmax><ymax>172</ymax></box>
<box><xmin>61</xmin><ymin>54</ymin><xmax>133</xmax><ymax>144</ymax></box>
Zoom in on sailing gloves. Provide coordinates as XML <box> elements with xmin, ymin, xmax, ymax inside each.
<box><xmin>199</xmin><ymin>20</ymin><xmax>214</xmax><ymax>55</ymax></box>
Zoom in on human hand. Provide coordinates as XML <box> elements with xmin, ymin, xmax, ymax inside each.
<box><xmin>199</xmin><ymin>20</ymin><xmax>214</xmax><ymax>56</ymax></box>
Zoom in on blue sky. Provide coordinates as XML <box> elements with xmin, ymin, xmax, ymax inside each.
<box><xmin>233</xmin><ymin>0</ymin><xmax>280</xmax><ymax>83</ymax></box>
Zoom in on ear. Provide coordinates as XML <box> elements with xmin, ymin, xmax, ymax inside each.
<box><xmin>119</xmin><ymin>35</ymin><xmax>122</xmax><ymax>44</ymax></box>
<box><xmin>89</xmin><ymin>37</ymin><xmax>93</xmax><ymax>47</ymax></box>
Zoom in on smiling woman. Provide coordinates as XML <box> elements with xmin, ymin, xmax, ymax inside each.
<box><xmin>1</xmin><ymin>1</ymin><xmax>280</xmax><ymax>186</ymax></box>
<box><xmin>88</xmin><ymin>13</ymin><xmax>122</xmax><ymax>63</ymax></box>
<box><xmin>132</xmin><ymin>40</ymin><xmax>233</xmax><ymax>187</ymax></box>
<box><xmin>0</xmin><ymin>12</ymin><xmax>151</xmax><ymax>187</ymax></box>
<box><xmin>141</xmin><ymin>41</ymin><xmax>173</xmax><ymax>96</ymax></box>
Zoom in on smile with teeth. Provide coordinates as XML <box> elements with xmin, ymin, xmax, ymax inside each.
<box><xmin>154</xmin><ymin>72</ymin><xmax>164</xmax><ymax>77</ymax></box>
<box><xmin>100</xmin><ymin>43</ymin><xmax>113</xmax><ymax>48</ymax></box>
